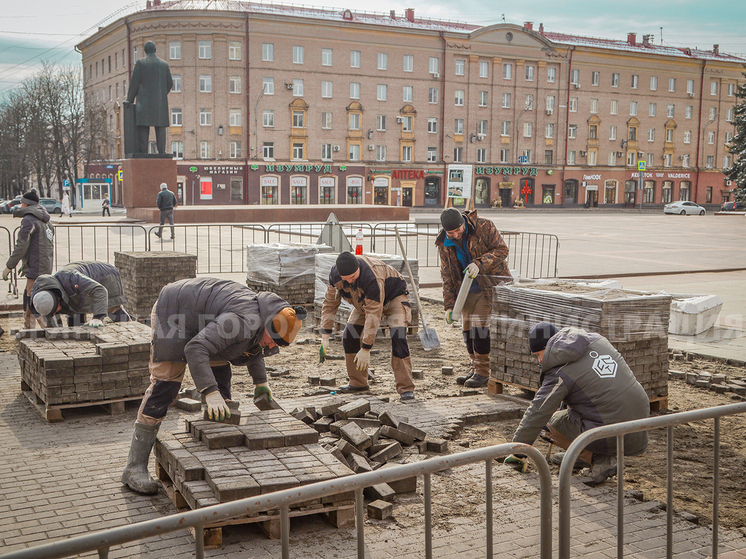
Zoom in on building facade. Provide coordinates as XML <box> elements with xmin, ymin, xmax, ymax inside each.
<box><xmin>77</xmin><ymin>1</ymin><xmax>744</xmax><ymax>209</ymax></box>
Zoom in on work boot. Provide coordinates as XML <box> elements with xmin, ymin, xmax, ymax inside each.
<box><xmin>121</xmin><ymin>422</ymin><xmax>160</xmax><ymax>495</ymax></box>
<box><xmin>456</xmin><ymin>358</ymin><xmax>475</xmax><ymax>386</ymax></box>
<box><xmin>464</xmin><ymin>354</ymin><xmax>490</xmax><ymax>388</ymax></box>
<box><xmin>465</xmin><ymin>374</ymin><xmax>489</xmax><ymax>388</ymax></box>
<box><xmin>583</xmin><ymin>454</ymin><xmax>618</xmax><ymax>487</ymax></box>
<box><xmin>551</xmin><ymin>451</ymin><xmax>591</xmax><ymax>470</ymax></box>
<box><xmin>400</xmin><ymin>391</ymin><xmax>415</xmax><ymax>402</ymax></box>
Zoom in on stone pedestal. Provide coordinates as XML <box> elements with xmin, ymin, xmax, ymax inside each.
<box><xmin>123</xmin><ymin>157</ymin><xmax>177</xmax><ymax>210</ymax></box>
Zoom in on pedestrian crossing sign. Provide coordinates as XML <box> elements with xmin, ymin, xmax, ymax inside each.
<box><xmin>638</xmin><ymin>161</ymin><xmax>646</xmax><ymax>171</ymax></box>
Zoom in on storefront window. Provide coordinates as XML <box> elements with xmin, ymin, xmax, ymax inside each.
<box><xmin>679</xmin><ymin>181</ymin><xmax>691</xmax><ymax>201</ymax></box>
<box><xmin>542</xmin><ymin>186</ymin><xmax>554</xmax><ymax>204</ymax></box>
<box><xmin>230</xmin><ymin>177</ymin><xmax>243</xmax><ymax>200</ymax></box>
<box><xmin>319</xmin><ymin>177</ymin><xmax>335</xmax><ymax>204</ymax></box>
<box><xmin>604</xmin><ymin>180</ymin><xmax>616</xmax><ymax>204</ymax></box>
<box><xmin>643</xmin><ymin>180</ymin><xmax>655</xmax><ymax>203</ymax></box>
<box><xmin>291</xmin><ymin>185</ymin><xmax>307</xmax><ymax>204</ymax></box>
<box><xmin>347</xmin><ymin>177</ymin><xmax>363</xmax><ymax>204</ymax></box>
<box><xmin>474</xmin><ymin>178</ymin><xmax>490</xmax><ymax>206</ymax></box>
<box><xmin>661</xmin><ymin>181</ymin><xmax>673</xmax><ymax>204</ymax></box>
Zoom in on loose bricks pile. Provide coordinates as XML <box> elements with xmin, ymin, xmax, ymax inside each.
<box><xmin>17</xmin><ymin>321</ymin><xmax>152</xmax><ymax>421</ymax></box>
<box><xmin>246</xmin><ymin>242</ymin><xmax>334</xmax><ymax>305</ymax></box>
<box><xmin>490</xmin><ymin>284</ymin><xmax>671</xmax><ymax>405</ymax></box>
<box><xmin>671</xmin><ymin>368</ymin><xmax>746</xmax><ymax>395</ymax></box>
<box><xmin>114</xmin><ymin>251</ymin><xmax>197</xmax><ymax>320</ymax></box>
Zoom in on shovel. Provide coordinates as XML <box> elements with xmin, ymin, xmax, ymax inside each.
<box><xmin>395</xmin><ymin>227</ymin><xmax>440</xmax><ymax>351</ymax></box>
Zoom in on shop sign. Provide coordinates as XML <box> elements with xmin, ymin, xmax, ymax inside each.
<box><xmin>632</xmin><ymin>172</ymin><xmax>692</xmax><ymax>179</ymax></box>
<box><xmin>261</xmin><ymin>176</ymin><xmax>279</xmax><ymax>187</ymax></box>
<box><xmin>391</xmin><ymin>169</ymin><xmax>425</xmax><ymax>179</ymax></box>
<box><xmin>250</xmin><ymin>164</ymin><xmax>348</xmax><ymax>173</ymax></box>
<box><xmin>475</xmin><ymin>166</ymin><xmax>538</xmax><ymax>176</ymax></box>
<box><xmin>291</xmin><ymin>176</ymin><xmax>308</xmax><ymax>187</ymax></box>
<box><xmin>347</xmin><ymin>177</ymin><xmax>363</xmax><ymax>187</ymax></box>
<box><xmin>202</xmin><ymin>166</ymin><xmax>242</xmax><ymax>175</ymax></box>
<box><xmin>319</xmin><ymin>177</ymin><xmax>335</xmax><ymax>187</ymax></box>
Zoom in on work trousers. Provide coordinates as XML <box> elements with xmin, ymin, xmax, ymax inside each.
<box><xmin>461</xmin><ymin>291</ymin><xmax>491</xmax><ymax>378</ymax></box>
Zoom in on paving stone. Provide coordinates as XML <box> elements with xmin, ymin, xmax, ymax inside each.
<box><xmin>367</xmin><ymin>499</ymin><xmax>393</xmax><ymax>520</ymax></box>
<box><xmin>338</xmin><ymin>398</ymin><xmax>371</xmax><ymax>419</ymax></box>
<box><xmin>340</xmin><ymin>422</ymin><xmax>372</xmax><ymax>450</ymax></box>
<box><xmin>379</xmin><ymin>425</ymin><xmax>415</xmax><ymax>445</ymax></box>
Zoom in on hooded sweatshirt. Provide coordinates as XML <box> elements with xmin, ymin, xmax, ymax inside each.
<box><xmin>151</xmin><ymin>278</ymin><xmax>290</xmax><ymax>394</ymax></box>
<box><xmin>512</xmin><ymin>327</ymin><xmax>649</xmax><ymax>456</ymax></box>
<box><xmin>6</xmin><ymin>204</ymin><xmax>54</xmax><ymax>279</ymax></box>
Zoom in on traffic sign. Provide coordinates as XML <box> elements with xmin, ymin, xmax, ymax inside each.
<box><xmin>117</xmin><ymin>169</ymin><xmax>123</xmax><ymax>180</ymax></box>
<box><xmin>62</xmin><ymin>179</ymin><xmax>70</xmax><ymax>187</ymax></box>
<box><xmin>638</xmin><ymin>161</ymin><xmax>646</xmax><ymax>171</ymax></box>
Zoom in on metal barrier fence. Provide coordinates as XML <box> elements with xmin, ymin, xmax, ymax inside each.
<box><xmin>0</xmin><ymin>442</ymin><xmax>552</xmax><ymax>559</ymax></box>
<box><xmin>558</xmin><ymin>401</ymin><xmax>746</xmax><ymax>559</ymax></box>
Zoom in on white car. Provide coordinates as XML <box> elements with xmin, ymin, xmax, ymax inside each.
<box><xmin>664</xmin><ymin>201</ymin><xmax>706</xmax><ymax>215</ymax></box>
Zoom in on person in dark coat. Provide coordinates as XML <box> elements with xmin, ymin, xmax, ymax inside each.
<box><xmin>3</xmin><ymin>190</ymin><xmax>55</xmax><ymax>329</ymax></box>
<box><xmin>30</xmin><ymin>261</ymin><xmax>130</xmax><ymax>327</ymax></box>
<box><xmin>126</xmin><ymin>40</ymin><xmax>173</xmax><ymax>154</ymax></box>
<box><xmin>122</xmin><ymin>278</ymin><xmax>307</xmax><ymax>495</ymax></box>
<box><xmin>155</xmin><ymin>182</ymin><xmax>177</xmax><ymax>239</ymax></box>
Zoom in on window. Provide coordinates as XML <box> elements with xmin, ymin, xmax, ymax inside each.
<box><xmin>293</xmin><ymin>143</ymin><xmax>304</xmax><ymax>160</ymax></box>
<box><xmin>545</xmin><ymin>150</ymin><xmax>554</xmax><ymax>165</ymax></box>
<box><xmin>631</xmin><ymin>74</ymin><xmax>639</xmax><ymax>89</ymax></box>
<box><xmin>525</xmin><ymin>94</ymin><xmax>534</xmax><ymax>110</ymax></box>
<box><xmin>429</xmin><ymin>88</ymin><xmax>439</xmax><ymax>104</ymax></box>
<box><xmin>649</xmin><ymin>103</ymin><xmax>656</xmax><ymax>117</ymax></box>
<box><xmin>170</xmin><ymin>108</ymin><xmax>182</xmax><ymax>126</ymax></box>
<box><xmin>293</xmin><ymin>79</ymin><xmax>303</xmax><ymax>96</ymax></box>
<box><xmin>685</xmin><ymin>79</ymin><xmax>694</xmax><ymax>95</ymax></box>
<box><xmin>568</xmin><ymin>124</ymin><xmax>577</xmax><ymax>139</ymax></box>
<box><xmin>169</xmin><ymin>41</ymin><xmax>181</xmax><ymax>60</ymax></box>
<box><xmin>630</xmin><ymin>101</ymin><xmax>637</xmax><ymax>116</ymax></box>
<box><xmin>376</xmin><ymin>114</ymin><xmax>386</xmax><ymax>131</ymax></box>
<box><xmin>429</xmin><ymin>57</ymin><xmax>439</xmax><ymax>74</ymax></box>
<box><xmin>322</xmin><ymin>144</ymin><xmax>333</xmax><ymax>160</ymax></box>
<box><xmin>525</xmin><ymin>65</ymin><xmax>535</xmax><ymax>81</ymax></box>
<box><xmin>349</xmin><ymin>144</ymin><xmax>360</xmax><ymax>161</ymax></box>
<box><xmin>230</xmin><ymin>141</ymin><xmax>241</xmax><ymax>158</ymax></box>
<box><xmin>454</xmin><ymin>119</ymin><xmax>464</xmax><ymax>134</ymax></box>
<box><xmin>591</xmin><ymin>71</ymin><xmax>600</xmax><ymax>86</ymax></box>
<box><xmin>200</xmin><ymin>141</ymin><xmax>212</xmax><ymax>158</ymax></box>
<box><xmin>724</xmin><ymin>155</ymin><xmax>731</xmax><ymax>168</ymax></box>
<box><xmin>609</xmin><ymin>125</ymin><xmax>617</xmax><ymax>140</ymax></box>
<box><xmin>710</xmin><ymin>81</ymin><xmax>718</xmax><ymax>96</ymax></box>
<box><xmin>644</xmin><ymin>181</ymin><xmax>655</xmax><ymax>202</ymax></box>
<box><xmin>403</xmin><ymin>86</ymin><xmax>413</xmax><ymax>102</ymax></box>
<box><xmin>262</xmin><ymin>43</ymin><xmax>274</xmax><ymax>62</ymax></box>
<box><xmin>709</xmin><ymin>107</ymin><xmax>717</xmax><ymax>120</ymax></box>
<box><xmin>455</xmin><ymin>90</ymin><xmax>464</xmax><ymax>106</ymax></box>
<box><xmin>199</xmin><ymin>41</ymin><xmax>211</xmax><ymax>59</ymax></box>
<box><xmin>726</xmin><ymin>131</ymin><xmax>733</xmax><ymax>142</ymax></box>
<box><xmin>667</xmin><ymin>104</ymin><xmax>675</xmax><ymax>118</ymax></box>
<box><xmin>171</xmin><ymin>141</ymin><xmax>183</xmax><ymax>159</ymax></box>
<box><xmin>402</xmin><ymin>116</ymin><xmax>413</xmax><ymax>131</ymax></box>
<box><xmin>230</xmin><ymin>109</ymin><xmax>241</xmax><ymax>127</ymax></box>
<box><xmin>455</xmin><ymin>59</ymin><xmax>465</xmax><ymax>75</ymax></box>
<box><xmin>684</xmin><ymin>130</ymin><xmax>691</xmax><ymax>144</ymax></box>
<box><xmin>626</xmin><ymin>152</ymin><xmax>635</xmax><ymax>166</ymax></box>
<box><xmin>351</xmin><ymin>50</ymin><xmax>361</xmax><ymax>68</ymax></box>
<box><xmin>477</xmin><ymin>119</ymin><xmax>487</xmax><ymax>135</ymax></box>
<box><xmin>708</xmin><ymin>131</ymin><xmax>715</xmax><ymax>144</ymax></box>
<box><xmin>292</xmin><ymin>111</ymin><xmax>305</xmax><ymax>128</ymax></box>
<box><xmin>477</xmin><ymin>148</ymin><xmax>486</xmax><ymax>163</ymax></box>
<box><xmin>479</xmin><ymin>61</ymin><xmax>488</xmax><ymax>78</ymax></box>
<box><xmin>610</xmin><ymin>99</ymin><xmax>618</xmax><ymax>115</ymax></box>
<box><xmin>322</xmin><ymin>48</ymin><xmax>333</xmax><ymax>66</ymax></box>
<box><xmin>727</xmin><ymin>108</ymin><xmax>734</xmax><ymax>122</ymax></box>
<box><xmin>322</xmin><ymin>81</ymin><xmax>333</xmax><ymax>98</ymax></box>
<box><xmin>402</xmin><ymin>145</ymin><xmax>412</xmax><ymax>162</ymax></box>
<box><xmin>349</xmin><ymin>113</ymin><xmax>360</xmax><ymax>130</ymax></box>
<box><xmin>669</xmin><ymin>78</ymin><xmax>676</xmax><ymax>92</ymax></box>
<box><xmin>545</xmin><ymin>123</ymin><xmax>555</xmax><ymax>138</ymax></box>
<box><xmin>666</xmin><ymin>128</ymin><xmax>674</xmax><ymax>142</ymax></box>
<box><xmin>453</xmin><ymin>147</ymin><xmax>463</xmax><ymax>162</ymax></box>
<box><xmin>569</xmin><ymin>97</ymin><xmax>577</xmax><ymax>112</ymax></box>
<box><xmin>547</xmin><ymin>67</ymin><xmax>556</xmax><ymax>83</ymax></box>
<box><xmin>262</xmin><ymin>142</ymin><xmax>274</xmax><ymax>160</ymax></box>
<box><xmin>229</xmin><ymin>42</ymin><xmax>241</xmax><ymax>60</ymax></box>
<box><xmin>479</xmin><ymin>91</ymin><xmax>488</xmax><ymax>107</ymax></box>
<box><xmin>403</xmin><ymin>54</ymin><xmax>413</xmax><ymax>72</ymax></box>
<box><xmin>171</xmin><ymin>76</ymin><xmax>181</xmax><ymax>93</ymax></box>
<box><xmin>685</xmin><ymin>106</ymin><xmax>693</xmax><ymax>119</ymax></box>
<box><xmin>350</xmin><ymin>82</ymin><xmax>360</xmax><ymax>99</ymax></box>
<box><xmin>427</xmin><ymin>147</ymin><xmax>437</xmax><ymax>162</ymax></box>
<box><xmin>502</xmin><ymin>93</ymin><xmax>511</xmax><ymax>108</ymax></box>
<box><xmin>376</xmin><ymin>145</ymin><xmax>387</xmax><ymax>161</ymax></box>
<box><xmin>321</xmin><ymin>112</ymin><xmax>332</xmax><ymax>129</ymax></box>
<box><xmin>706</xmin><ymin>155</ymin><xmax>714</xmax><ymax>168</ymax></box>
<box><xmin>568</xmin><ymin>151</ymin><xmax>576</xmax><ymax>165</ymax></box>
<box><xmin>428</xmin><ymin>118</ymin><xmax>437</xmax><ymax>133</ymax></box>
<box><xmin>503</xmin><ymin>63</ymin><xmax>512</xmax><ymax>80</ymax></box>
<box><xmin>728</xmin><ymin>83</ymin><xmax>735</xmax><ymax>96</ymax></box>
<box><xmin>650</xmin><ymin>76</ymin><xmax>658</xmax><ymax>91</ymax></box>
<box><xmin>293</xmin><ymin>46</ymin><xmax>304</xmax><ymax>64</ymax></box>
<box><xmin>500</xmin><ymin>149</ymin><xmax>510</xmax><ymax>163</ymax></box>
<box><xmin>611</xmin><ymin>73</ymin><xmax>619</xmax><ymax>87</ymax></box>
<box><xmin>590</xmin><ymin>98</ymin><xmax>598</xmax><ymax>114</ymax></box>
<box><xmin>546</xmin><ymin>95</ymin><xmax>555</xmax><ymax>112</ymax></box>
<box><xmin>377</xmin><ymin>84</ymin><xmax>387</xmax><ymax>101</ymax></box>
<box><xmin>378</xmin><ymin>52</ymin><xmax>387</xmax><ymax>70</ymax></box>
<box><xmin>682</xmin><ymin>154</ymin><xmax>690</xmax><ymax>168</ymax></box>
<box><xmin>229</xmin><ymin>76</ymin><xmax>241</xmax><ymax>94</ymax></box>
<box><xmin>628</xmin><ymin>126</ymin><xmax>637</xmax><ymax>141</ymax></box>
<box><xmin>571</xmin><ymin>69</ymin><xmax>579</xmax><ymax>85</ymax></box>
<box><xmin>608</xmin><ymin>152</ymin><xmax>617</xmax><ymax>166</ymax></box>
<box><xmin>523</xmin><ymin>122</ymin><xmax>532</xmax><ymax>138</ymax></box>
<box><xmin>588</xmin><ymin>151</ymin><xmax>597</xmax><ymax>166</ymax></box>
<box><xmin>263</xmin><ymin>110</ymin><xmax>274</xmax><ymax>127</ymax></box>
<box><xmin>501</xmin><ymin>121</ymin><xmax>510</xmax><ymax>136</ymax></box>
<box><xmin>263</xmin><ymin>77</ymin><xmax>274</xmax><ymax>95</ymax></box>
<box><xmin>230</xmin><ymin>177</ymin><xmax>243</xmax><ymax>200</ymax></box>
<box><xmin>648</xmin><ymin>128</ymin><xmax>655</xmax><ymax>142</ymax></box>
<box><xmin>199</xmin><ymin>75</ymin><xmax>212</xmax><ymax>93</ymax></box>
<box><xmin>589</xmin><ymin>124</ymin><xmax>597</xmax><ymax>139</ymax></box>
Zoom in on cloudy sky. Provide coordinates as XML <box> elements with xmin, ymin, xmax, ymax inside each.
<box><xmin>1</xmin><ymin>0</ymin><xmax>744</xmax><ymax>99</ymax></box>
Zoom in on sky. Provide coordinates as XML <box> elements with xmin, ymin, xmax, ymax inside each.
<box><xmin>0</xmin><ymin>0</ymin><xmax>744</xmax><ymax>99</ymax></box>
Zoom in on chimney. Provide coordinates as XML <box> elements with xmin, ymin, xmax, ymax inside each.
<box><xmin>713</xmin><ymin>44</ymin><xmax>719</xmax><ymax>55</ymax></box>
<box><xmin>642</xmin><ymin>35</ymin><xmax>650</xmax><ymax>47</ymax></box>
<box><xmin>627</xmin><ymin>33</ymin><xmax>636</xmax><ymax>46</ymax></box>
<box><xmin>405</xmin><ymin>8</ymin><xmax>414</xmax><ymax>22</ymax></box>
<box><xmin>146</xmin><ymin>0</ymin><xmax>151</xmax><ymax>7</ymax></box>
<box><xmin>153</xmin><ymin>0</ymin><xmax>160</xmax><ymax>5</ymax></box>
<box><xmin>539</xmin><ymin>23</ymin><xmax>544</xmax><ymax>34</ymax></box>
<box><xmin>390</xmin><ymin>10</ymin><xmax>396</xmax><ymax>19</ymax></box>
<box><xmin>524</xmin><ymin>21</ymin><xmax>533</xmax><ymax>31</ymax></box>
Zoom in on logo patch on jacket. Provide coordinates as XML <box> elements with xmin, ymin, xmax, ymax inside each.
<box><xmin>590</xmin><ymin>350</ymin><xmax>618</xmax><ymax>378</ymax></box>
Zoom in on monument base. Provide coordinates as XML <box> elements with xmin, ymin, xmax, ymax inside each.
<box><xmin>123</xmin><ymin>158</ymin><xmax>177</xmax><ymax>209</ymax></box>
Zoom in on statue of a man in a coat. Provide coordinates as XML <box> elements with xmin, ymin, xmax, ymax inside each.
<box><xmin>126</xmin><ymin>41</ymin><xmax>173</xmax><ymax>154</ymax></box>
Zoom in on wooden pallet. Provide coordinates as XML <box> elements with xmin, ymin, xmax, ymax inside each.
<box><xmin>21</xmin><ymin>381</ymin><xmax>142</xmax><ymax>422</ymax></box>
<box><xmin>156</xmin><ymin>461</ymin><xmax>355</xmax><ymax>547</ymax></box>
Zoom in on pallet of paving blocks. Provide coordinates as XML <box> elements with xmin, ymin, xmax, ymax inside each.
<box><xmin>154</xmin><ymin>409</ymin><xmax>356</xmax><ymax>546</ymax></box>
<box><xmin>17</xmin><ymin>322</ymin><xmax>152</xmax><ymax>422</ymax></box>
<box><xmin>489</xmin><ymin>284</ymin><xmax>671</xmax><ymax>410</ymax></box>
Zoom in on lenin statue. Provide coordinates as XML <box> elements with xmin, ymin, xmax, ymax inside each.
<box><xmin>125</xmin><ymin>41</ymin><xmax>173</xmax><ymax>155</ymax></box>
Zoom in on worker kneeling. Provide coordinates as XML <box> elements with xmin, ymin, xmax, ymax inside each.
<box><xmin>506</xmin><ymin>322</ymin><xmax>649</xmax><ymax>486</ymax></box>
<box><xmin>122</xmin><ymin>278</ymin><xmax>306</xmax><ymax>495</ymax></box>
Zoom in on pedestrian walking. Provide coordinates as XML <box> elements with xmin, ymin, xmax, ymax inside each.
<box><xmin>102</xmin><ymin>194</ymin><xmax>111</xmax><ymax>217</ymax></box>
<box><xmin>62</xmin><ymin>192</ymin><xmax>72</xmax><ymax>218</ymax></box>
<box><xmin>155</xmin><ymin>182</ymin><xmax>177</xmax><ymax>240</ymax></box>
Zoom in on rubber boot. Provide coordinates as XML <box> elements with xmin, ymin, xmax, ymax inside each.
<box><xmin>121</xmin><ymin>422</ymin><xmax>160</xmax><ymax>495</ymax></box>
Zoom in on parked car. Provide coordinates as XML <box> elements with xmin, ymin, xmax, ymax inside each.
<box><xmin>663</xmin><ymin>201</ymin><xmax>706</xmax><ymax>215</ymax></box>
<box><xmin>720</xmin><ymin>200</ymin><xmax>745</xmax><ymax>212</ymax></box>
<box><xmin>0</xmin><ymin>196</ymin><xmax>21</xmax><ymax>214</ymax></box>
<box><xmin>12</xmin><ymin>197</ymin><xmax>62</xmax><ymax>216</ymax></box>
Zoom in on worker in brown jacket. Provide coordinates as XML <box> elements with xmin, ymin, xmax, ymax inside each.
<box><xmin>435</xmin><ymin>208</ymin><xmax>511</xmax><ymax>388</ymax></box>
<box><xmin>320</xmin><ymin>252</ymin><xmax>415</xmax><ymax>402</ymax></box>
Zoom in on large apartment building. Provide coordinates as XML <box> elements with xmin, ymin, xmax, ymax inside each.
<box><xmin>77</xmin><ymin>1</ymin><xmax>745</xmax><ymax>209</ymax></box>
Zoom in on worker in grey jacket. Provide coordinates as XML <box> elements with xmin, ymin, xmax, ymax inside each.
<box><xmin>122</xmin><ymin>277</ymin><xmax>306</xmax><ymax>495</ymax></box>
<box><xmin>30</xmin><ymin>261</ymin><xmax>130</xmax><ymax>327</ymax></box>
<box><xmin>506</xmin><ymin>323</ymin><xmax>649</xmax><ymax>486</ymax></box>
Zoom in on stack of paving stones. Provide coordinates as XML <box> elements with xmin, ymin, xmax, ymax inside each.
<box><xmin>671</xmin><ymin>369</ymin><xmax>746</xmax><ymax>395</ymax></box>
<box><xmin>17</xmin><ymin>322</ymin><xmax>152</xmax><ymax>410</ymax></box>
<box><xmin>114</xmin><ymin>251</ymin><xmax>197</xmax><ymax>320</ymax></box>
<box><xmin>246</xmin><ymin>243</ymin><xmax>334</xmax><ymax>305</ymax></box>
<box><xmin>314</xmin><ymin>252</ymin><xmax>420</xmax><ymax>334</ymax></box>
<box><xmin>490</xmin><ymin>285</ymin><xmax>672</xmax><ymax>402</ymax></box>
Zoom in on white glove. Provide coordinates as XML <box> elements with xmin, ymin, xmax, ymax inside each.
<box><xmin>205</xmin><ymin>391</ymin><xmax>231</xmax><ymax>421</ymax></box>
<box><xmin>354</xmin><ymin>348</ymin><xmax>370</xmax><ymax>371</ymax></box>
<box><xmin>85</xmin><ymin>318</ymin><xmax>104</xmax><ymax>328</ymax></box>
<box><xmin>464</xmin><ymin>262</ymin><xmax>480</xmax><ymax>279</ymax></box>
<box><xmin>444</xmin><ymin>310</ymin><xmax>454</xmax><ymax>324</ymax></box>
<box><xmin>2</xmin><ymin>267</ymin><xmax>11</xmax><ymax>281</ymax></box>
<box><xmin>103</xmin><ymin>316</ymin><xmax>114</xmax><ymax>324</ymax></box>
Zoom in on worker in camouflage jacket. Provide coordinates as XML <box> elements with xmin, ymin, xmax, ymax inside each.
<box><xmin>435</xmin><ymin>208</ymin><xmax>511</xmax><ymax>388</ymax></box>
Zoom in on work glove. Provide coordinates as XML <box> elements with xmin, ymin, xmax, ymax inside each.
<box><xmin>254</xmin><ymin>383</ymin><xmax>273</xmax><ymax>403</ymax></box>
<box><xmin>504</xmin><ymin>454</ymin><xmax>528</xmax><ymax>473</ymax></box>
<box><xmin>444</xmin><ymin>310</ymin><xmax>454</xmax><ymax>324</ymax></box>
<box><xmin>85</xmin><ymin>318</ymin><xmax>104</xmax><ymax>328</ymax></box>
<box><xmin>354</xmin><ymin>348</ymin><xmax>370</xmax><ymax>371</ymax></box>
<box><xmin>464</xmin><ymin>262</ymin><xmax>480</xmax><ymax>279</ymax></box>
<box><xmin>205</xmin><ymin>391</ymin><xmax>231</xmax><ymax>421</ymax></box>
<box><xmin>319</xmin><ymin>334</ymin><xmax>330</xmax><ymax>364</ymax></box>
<box><xmin>2</xmin><ymin>267</ymin><xmax>11</xmax><ymax>281</ymax></box>
<box><xmin>103</xmin><ymin>316</ymin><xmax>114</xmax><ymax>324</ymax></box>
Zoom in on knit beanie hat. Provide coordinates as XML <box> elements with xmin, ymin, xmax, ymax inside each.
<box><xmin>160</xmin><ymin>183</ymin><xmax>168</xmax><ymax>190</ymax></box>
<box><xmin>268</xmin><ymin>306</ymin><xmax>308</xmax><ymax>346</ymax></box>
<box><xmin>33</xmin><ymin>291</ymin><xmax>59</xmax><ymax>317</ymax></box>
<box><xmin>335</xmin><ymin>252</ymin><xmax>359</xmax><ymax>276</ymax></box>
<box><xmin>528</xmin><ymin>322</ymin><xmax>559</xmax><ymax>353</ymax></box>
<box><xmin>440</xmin><ymin>207</ymin><xmax>463</xmax><ymax>231</ymax></box>
<box><xmin>21</xmin><ymin>190</ymin><xmax>40</xmax><ymax>205</ymax></box>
